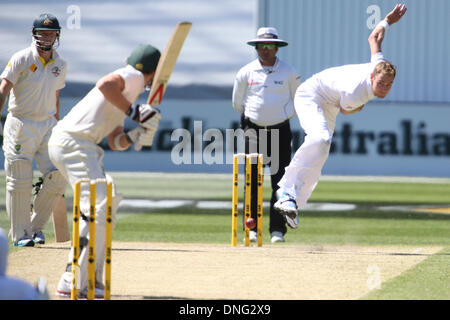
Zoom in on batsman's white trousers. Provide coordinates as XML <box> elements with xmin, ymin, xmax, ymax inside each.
<box><xmin>48</xmin><ymin>130</ymin><xmax>109</xmax><ymax>220</ymax></box>
<box><xmin>278</xmin><ymin>83</ymin><xmax>340</xmax><ymax>208</ymax></box>
<box><xmin>48</xmin><ymin>129</ymin><xmax>113</xmax><ymax>290</ymax></box>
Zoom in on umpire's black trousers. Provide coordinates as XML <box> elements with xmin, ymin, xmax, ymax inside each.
<box><xmin>242</xmin><ymin>116</ymin><xmax>292</xmax><ymax>235</ymax></box>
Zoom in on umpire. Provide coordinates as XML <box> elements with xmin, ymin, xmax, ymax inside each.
<box><xmin>232</xmin><ymin>27</ymin><xmax>301</xmax><ymax>243</ymax></box>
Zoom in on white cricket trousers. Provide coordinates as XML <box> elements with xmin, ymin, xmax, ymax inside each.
<box><xmin>278</xmin><ymin>84</ymin><xmax>339</xmax><ymax>208</ymax></box>
<box><xmin>3</xmin><ymin>114</ymin><xmax>58</xmax><ymax>242</ymax></box>
<box><xmin>48</xmin><ymin>129</ymin><xmax>110</xmax><ymax>290</ymax></box>
<box><xmin>48</xmin><ymin>130</ymin><xmax>109</xmax><ymax>219</ymax></box>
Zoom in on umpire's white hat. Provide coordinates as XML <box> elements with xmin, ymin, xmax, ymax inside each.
<box><xmin>247</xmin><ymin>27</ymin><xmax>288</xmax><ymax>47</ymax></box>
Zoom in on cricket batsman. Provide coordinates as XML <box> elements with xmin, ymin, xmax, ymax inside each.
<box><xmin>274</xmin><ymin>4</ymin><xmax>408</xmax><ymax>227</ymax></box>
<box><xmin>0</xmin><ymin>14</ymin><xmax>67</xmax><ymax>247</ymax></box>
<box><xmin>51</xmin><ymin>44</ymin><xmax>162</xmax><ymax>298</ymax></box>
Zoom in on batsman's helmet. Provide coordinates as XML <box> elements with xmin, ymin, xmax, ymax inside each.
<box><xmin>32</xmin><ymin>13</ymin><xmax>61</xmax><ymax>51</ymax></box>
<box><xmin>127</xmin><ymin>44</ymin><xmax>161</xmax><ymax>74</ymax></box>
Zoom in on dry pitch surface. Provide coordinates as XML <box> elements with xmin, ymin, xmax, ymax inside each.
<box><xmin>7</xmin><ymin>242</ymin><xmax>442</xmax><ymax>300</ymax></box>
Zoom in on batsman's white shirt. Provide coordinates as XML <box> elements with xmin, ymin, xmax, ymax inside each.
<box><xmin>232</xmin><ymin>58</ymin><xmax>301</xmax><ymax>126</ymax></box>
<box><xmin>1</xmin><ymin>44</ymin><xmax>66</xmax><ymax>121</ymax></box>
<box><xmin>49</xmin><ymin>65</ymin><xmax>143</xmax><ymax>292</ymax></box>
<box><xmin>279</xmin><ymin>53</ymin><xmax>387</xmax><ymax>207</ymax></box>
<box><xmin>56</xmin><ymin>65</ymin><xmax>145</xmax><ymax>144</ymax></box>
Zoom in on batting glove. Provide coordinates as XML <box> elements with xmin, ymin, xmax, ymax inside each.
<box><xmin>137</xmin><ymin>127</ymin><xmax>157</xmax><ymax>147</ymax></box>
<box><xmin>125</xmin><ymin>126</ymin><xmax>146</xmax><ymax>144</ymax></box>
<box><xmin>126</xmin><ymin>104</ymin><xmax>161</xmax><ymax>128</ymax></box>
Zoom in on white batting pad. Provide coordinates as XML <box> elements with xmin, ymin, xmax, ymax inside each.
<box><xmin>5</xmin><ymin>159</ymin><xmax>33</xmax><ymax>241</ymax></box>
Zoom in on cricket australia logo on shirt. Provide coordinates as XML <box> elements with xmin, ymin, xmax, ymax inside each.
<box><xmin>51</xmin><ymin>66</ymin><xmax>61</xmax><ymax>77</ymax></box>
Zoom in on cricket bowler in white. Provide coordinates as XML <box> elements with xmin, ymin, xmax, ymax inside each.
<box><xmin>274</xmin><ymin>4</ymin><xmax>408</xmax><ymax>228</ymax></box>
<box><xmin>0</xmin><ymin>14</ymin><xmax>67</xmax><ymax>247</ymax></box>
<box><xmin>50</xmin><ymin>44</ymin><xmax>162</xmax><ymax>298</ymax></box>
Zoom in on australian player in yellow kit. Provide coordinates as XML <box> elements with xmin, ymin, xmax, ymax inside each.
<box><xmin>0</xmin><ymin>14</ymin><xmax>67</xmax><ymax>247</ymax></box>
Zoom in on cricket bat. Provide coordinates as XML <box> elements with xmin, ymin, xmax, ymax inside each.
<box><xmin>52</xmin><ymin>195</ymin><xmax>70</xmax><ymax>242</ymax></box>
<box><xmin>134</xmin><ymin>21</ymin><xmax>191</xmax><ymax>151</ymax></box>
<box><xmin>147</xmin><ymin>21</ymin><xmax>192</xmax><ymax>106</ymax></box>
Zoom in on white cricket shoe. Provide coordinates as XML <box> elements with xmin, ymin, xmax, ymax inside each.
<box><xmin>56</xmin><ymin>271</ymin><xmax>105</xmax><ymax>299</ymax></box>
<box><xmin>285</xmin><ymin>214</ymin><xmax>299</xmax><ymax>229</ymax></box>
<box><xmin>55</xmin><ymin>272</ymin><xmax>72</xmax><ymax>297</ymax></box>
<box><xmin>274</xmin><ymin>189</ymin><xmax>299</xmax><ymax>229</ymax></box>
<box><xmin>271</xmin><ymin>231</ymin><xmax>285</xmax><ymax>243</ymax></box>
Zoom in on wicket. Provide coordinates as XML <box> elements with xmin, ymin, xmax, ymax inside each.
<box><xmin>231</xmin><ymin>153</ymin><xmax>264</xmax><ymax>247</ymax></box>
<box><xmin>71</xmin><ymin>178</ymin><xmax>113</xmax><ymax>300</ymax></box>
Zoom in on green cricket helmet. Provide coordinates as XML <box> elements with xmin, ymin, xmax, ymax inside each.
<box><xmin>127</xmin><ymin>44</ymin><xmax>161</xmax><ymax>73</ymax></box>
<box><xmin>32</xmin><ymin>13</ymin><xmax>61</xmax><ymax>51</ymax></box>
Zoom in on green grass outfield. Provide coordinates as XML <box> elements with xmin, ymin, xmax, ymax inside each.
<box><xmin>0</xmin><ymin>172</ymin><xmax>449</xmax><ymax>299</ymax></box>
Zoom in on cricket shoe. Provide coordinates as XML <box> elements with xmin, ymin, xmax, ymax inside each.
<box><xmin>271</xmin><ymin>231</ymin><xmax>285</xmax><ymax>243</ymax></box>
<box><xmin>55</xmin><ymin>272</ymin><xmax>72</xmax><ymax>297</ymax></box>
<box><xmin>13</xmin><ymin>236</ymin><xmax>35</xmax><ymax>247</ymax></box>
<box><xmin>284</xmin><ymin>214</ymin><xmax>299</xmax><ymax>229</ymax></box>
<box><xmin>274</xmin><ymin>189</ymin><xmax>299</xmax><ymax>229</ymax></box>
<box><xmin>32</xmin><ymin>230</ymin><xmax>45</xmax><ymax>244</ymax></box>
<box><xmin>56</xmin><ymin>272</ymin><xmax>105</xmax><ymax>299</ymax></box>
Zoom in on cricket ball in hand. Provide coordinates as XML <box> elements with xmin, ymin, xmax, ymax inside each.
<box><xmin>245</xmin><ymin>218</ymin><xmax>256</xmax><ymax>229</ymax></box>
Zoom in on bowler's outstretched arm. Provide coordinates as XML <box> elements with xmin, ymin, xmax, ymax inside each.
<box><xmin>369</xmin><ymin>3</ymin><xmax>407</xmax><ymax>56</ymax></box>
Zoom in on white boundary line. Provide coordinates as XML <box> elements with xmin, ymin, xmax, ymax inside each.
<box><xmin>8</xmin><ymin>171</ymin><xmax>447</xmax><ymax>184</ymax></box>
<box><xmin>107</xmin><ymin>172</ymin><xmax>450</xmax><ymax>184</ymax></box>
<box><xmin>319</xmin><ymin>175</ymin><xmax>450</xmax><ymax>184</ymax></box>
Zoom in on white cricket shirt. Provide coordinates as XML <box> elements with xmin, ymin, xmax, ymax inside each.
<box><xmin>56</xmin><ymin>65</ymin><xmax>145</xmax><ymax>144</ymax></box>
<box><xmin>232</xmin><ymin>58</ymin><xmax>301</xmax><ymax>126</ymax></box>
<box><xmin>1</xmin><ymin>45</ymin><xmax>66</xmax><ymax>121</ymax></box>
<box><xmin>300</xmin><ymin>52</ymin><xmax>386</xmax><ymax>111</ymax></box>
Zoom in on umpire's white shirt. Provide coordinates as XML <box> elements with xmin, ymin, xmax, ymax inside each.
<box><xmin>232</xmin><ymin>58</ymin><xmax>301</xmax><ymax>126</ymax></box>
<box><xmin>56</xmin><ymin>65</ymin><xmax>145</xmax><ymax>144</ymax></box>
<box><xmin>1</xmin><ymin>45</ymin><xmax>66</xmax><ymax>121</ymax></box>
